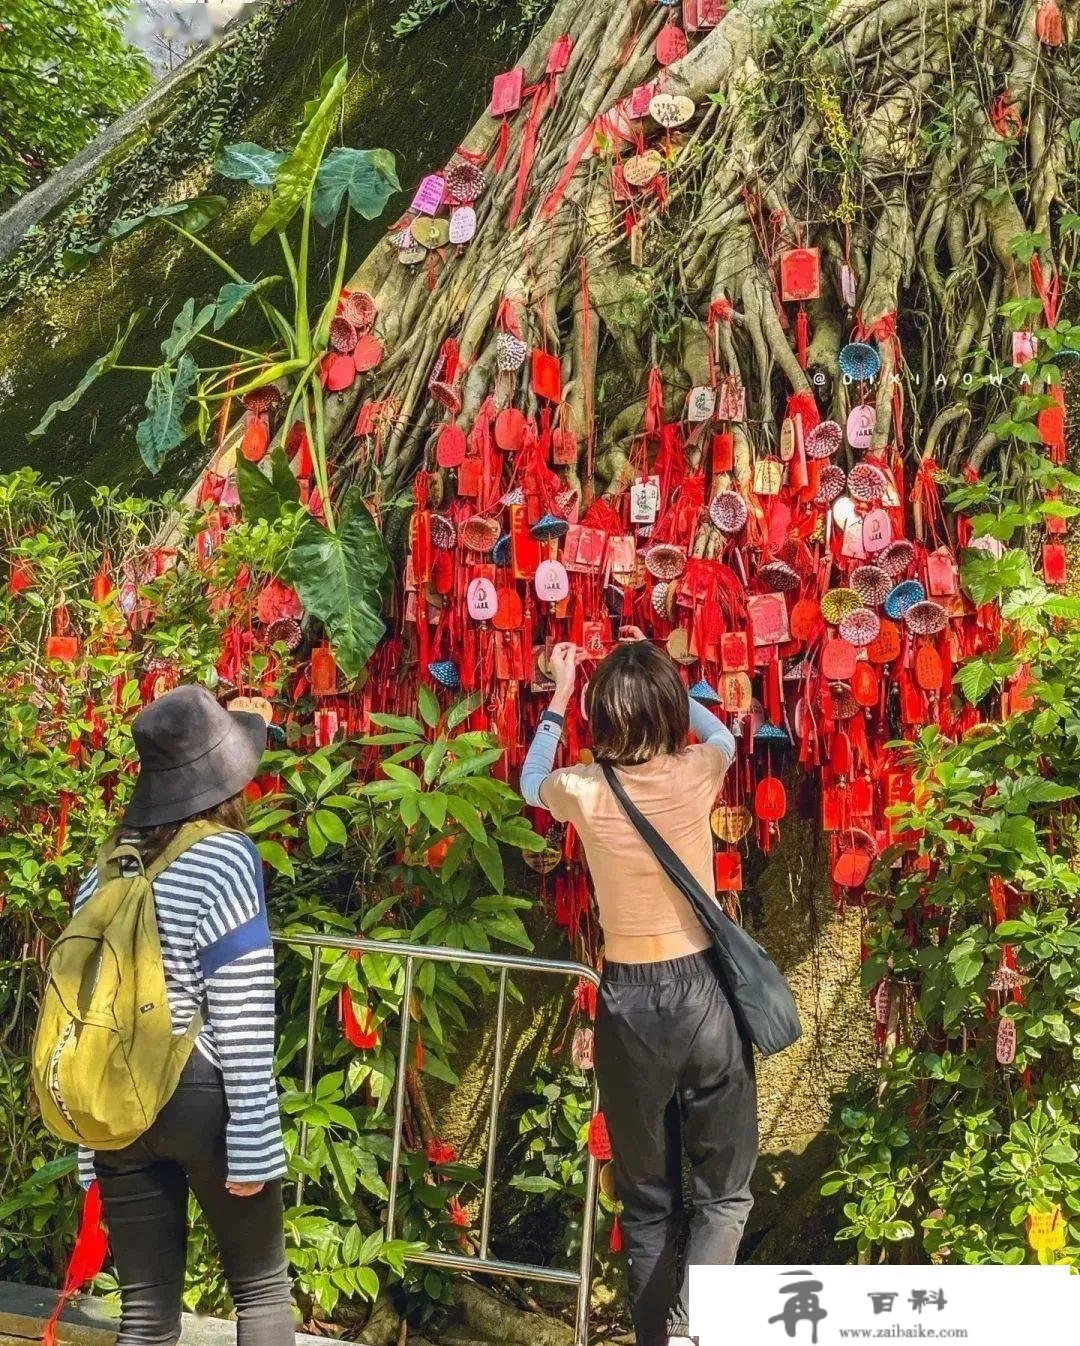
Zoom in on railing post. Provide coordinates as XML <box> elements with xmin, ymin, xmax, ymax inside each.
<box><xmin>385</xmin><ymin>955</ymin><xmax>415</xmax><ymax>1239</ymax></box>
<box><xmin>574</xmin><ymin>1072</ymin><xmax>602</xmax><ymax>1346</ymax></box>
<box><xmin>295</xmin><ymin>943</ymin><xmax>322</xmax><ymax>1206</ymax></box>
<box><xmin>479</xmin><ymin>967</ymin><xmax>508</xmax><ymax>1259</ymax></box>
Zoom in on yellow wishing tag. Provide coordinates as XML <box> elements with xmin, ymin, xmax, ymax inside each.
<box><xmin>1026</xmin><ymin>1206</ymin><xmax>1066</xmax><ymax>1252</ymax></box>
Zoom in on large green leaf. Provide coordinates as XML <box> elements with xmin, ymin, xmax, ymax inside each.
<box><xmin>28</xmin><ymin>311</ymin><xmax>143</xmax><ymax>437</ymax></box>
<box><xmin>213</xmin><ymin>276</ymin><xmax>282</xmax><ymax>331</ymax></box>
<box><xmin>216</xmin><ymin>142</ymin><xmax>286</xmax><ymax>186</ymax></box>
<box><xmin>161</xmin><ymin>298</ymin><xmax>216</xmax><ymax>361</ymax></box>
<box><xmin>62</xmin><ymin>197</ymin><xmax>229</xmax><ymax>272</ymax></box>
<box><xmin>135</xmin><ymin>354</ymin><xmax>199</xmax><ymax>474</ymax></box>
<box><xmin>311</xmin><ymin>147</ymin><xmax>400</xmax><ymax>227</ymax></box>
<box><xmin>236</xmin><ymin>443</ymin><xmax>300</xmax><ymax>523</ymax></box>
<box><xmin>250</xmin><ymin>60</ymin><xmax>348</xmax><ymax>245</ymax></box>
<box><xmin>286</xmin><ymin>488</ymin><xmax>390</xmax><ymax>679</ymax></box>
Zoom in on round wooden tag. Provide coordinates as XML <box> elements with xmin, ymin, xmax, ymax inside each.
<box><xmin>648</xmin><ymin>93</ymin><xmax>695</xmax><ymax>127</ymax></box>
<box><xmin>495</xmin><ymin>407</ymin><xmax>527</xmax><ymax>450</ymax></box>
<box><xmin>230</xmin><ymin>695</ymin><xmax>273</xmax><ymax>724</ymax></box>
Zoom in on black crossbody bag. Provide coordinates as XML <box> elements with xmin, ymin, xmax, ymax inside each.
<box><xmin>601</xmin><ymin>762</ymin><xmax>802</xmax><ymax>1057</ymax></box>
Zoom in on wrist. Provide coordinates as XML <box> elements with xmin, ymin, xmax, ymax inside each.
<box><xmin>548</xmin><ymin>688</ymin><xmax>572</xmax><ymax>717</ymax></box>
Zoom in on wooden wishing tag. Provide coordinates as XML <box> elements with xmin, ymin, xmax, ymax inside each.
<box><xmin>624</xmin><ymin>149</ymin><xmax>664</xmax><ymax>188</ymax></box>
<box><xmin>629</xmin><ymin>222</ymin><xmax>644</xmax><ymax>268</ymax></box>
<box><xmin>862</xmin><ymin>508</ymin><xmax>892</xmax><ymax>554</ymax></box>
<box><xmin>546</xmin><ymin>33</ymin><xmax>572</xmax><ymax>74</ymax></box>
<box><xmin>410</xmin><ymin>174</ymin><xmax>445</xmax><ymax>216</ymax></box>
<box><xmin>630</xmin><ymin>476</ymin><xmax>660</xmax><ymax>524</ymax></box>
<box><xmin>926</xmin><ymin>546</ymin><xmax>958</xmax><ymax>596</ymax></box>
<box><xmin>607</xmin><ymin>535</ymin><xmax>636</xmax><ymax>576</ymax></box>
<box><xmin>712</xmin><ymin>430</ymin><xmax>734</xmax><ymax>472</ymax></box>
<box><xmin>448</xmin><ymin>206</ymin><xmax>476</xmax><ymax>245</ymax></box>
<box><xmin>627</xmin><ymin>81</ymin><xmax>658</xmax><ymax>119</ymax></box>
<box><xmin>534</xmin><ymin>559</ymin><xmax>570</xmax><ymax>603</ymax></box>
<box><xmin>509</xmin><ymin>503</ymin><xmax>540</xmax><ymax>579</ymax></box>
<box><xmin>493</xmin><ymin>586</ymin><xmax>522</xmax><ymax>630</ymax></box>
<box><xmin>779</xmin><ymin>416</ymin><xmax>797</xmax><ymax>461</ymax></box>
<box><xmin>1012</xmin><ymin>330</ymin><xmax>1038</xmax><ymax>365</ymax></box>
<box><xmin>552</xmin><ymin>427</ymin><xmax>579</xmax><ymax>465</ymax></box>
<box><xmin>229</xmin><ymin>695</ymin><xmax>273</xmax><ymax>724</ymax></box>
<box><xmin>531</xmin><ymin>349</ymin><xmax>563</xmax><ymax>402</ymax></box>
<box><xmin>666</xmin><ymin>626</ymin><xmax>696</xmax><ymax>665</ymax></box>
<box><xmin>456</xmin><ymin>456</ymin><xmax>481</xmax><ymax>497</ymax></box>
<box><xmin>495</xmin><ymin>407</ymin><xmax>527</xmax><ymax>450</ymax></box>
<box><xmin>779</xmin><ymin>247</ymin><xmax>821</xmax><ymax>302</ymax></box>
<box><xmin>841</xmin><ymin>517</ymin><xmax>867</xmax><ymax>560</ymax></box>
<box><xmin>753</xmin><ymin>456</ymin><xmax>784</xmax><ymax>496</ymax></box>
<box><xmin>685</xmin><ymin>0</ymin><xmax>726</xmax><ymax>29</ymax></box>
<box><xmin>563</xmin><ymin>524</ymin><xmax>607</xmax><ymax>572</ymax></box>
<box><xmin>687</xmin><ymin>385</ymin><xmax>716</xmax><ymax>423</ymax></box>
<box><xmin>656</xmin><ymin>22</ymin><xmax>688</xmax><ymax>65</ymax></box>
<box><xmin>411</xmin><ymin>217</ymin><xmax>449</xmax><ymax>249</ymax></box>
<box><xmin>915</xmin><ymin>643</ymin><xmax>943</xmax><ymax>692</ymax></box>
<box><xmin>718</xmin><ymin>671</ymin><xmax>752</xmax><ymax>712</ymax></box>
<box><xmin>436</xmin><ymin>423</ymin><xmax>466</xmax><ymax>468</ymax></box>
<box><xmin>748</xmin><ymin>592</ymin><xmax>790</xmax><ymax>645</ymax></box>
<box><xmin>649</xmin><ymin>93</ymin><xmax>695</xmax><ymax>128</ymax></box>
<box><xmin>582</xmin><ymin>620</ymin><xmax>607</xmax><ymax>658</ymax></box>
<box><xmin>846</xmin><ymin>403</ymin><xmax>876</xmax><ymax>448</ymax></box>
<box><xmin>720</xmin><ymin>630</ymin><xmax>750</xmax><ymax>672</ymax></box>
<box><xmin>467</xmin><ymin>576</ymin><xmax>498</xmax><ymax>623</ymax></box>
<box><xmin>714</xmin><ymin>850</ymin><xmax>742</xmax><ymax>893</ymax></box>
<box><xmin>490</xmin><ymin>67</ymin><xmax>524</xmax><ymax>116</ymax></box>
<box><xmin>1044</xmin><ymin>541</ymin><xmax>1067</xmax><ymax>585</ymax></box>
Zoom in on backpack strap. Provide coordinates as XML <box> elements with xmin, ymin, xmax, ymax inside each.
<box><xmin>144</xmin><ymin>819</ymin><xmax>233</xmax><ymax>882</ymax></box>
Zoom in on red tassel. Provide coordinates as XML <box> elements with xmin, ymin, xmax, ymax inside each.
<box><xmin>340</xmin><ymin>989</ymin><xmax>379</xmax><ymax>1050</ymax></box>
<box><xmin>796</xmin><ymin>306</ymin><xmax>810</xmax><ymax>369</ymax></box>
<box><xmin>494</xmin><ymin>118</ymin><xmax>512</xmax><ymax>172</ymax></box>
<box><xmin>43</xmin><ymin>1182</ymin><xmax>109</xmax><ymax>1346</ymax></box>
<box><xmin>1035</xmin><ymin>0</ymin><xmax>1064</xmax><ymax>45</ymax></box>
<box><xmin>609</xmin><ymin>1214</ymin><xmax>624</xmax><ymax>1252</ymax></box>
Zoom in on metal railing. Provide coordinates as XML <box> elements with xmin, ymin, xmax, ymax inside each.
<box><xmin>275</xmin><ymin>933</ymin><xmax>602</xmax><ymax>1346</ymax></box>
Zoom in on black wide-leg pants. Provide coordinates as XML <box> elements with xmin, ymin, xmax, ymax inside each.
<box><xmin>595</xmin><ymin>950</ymin><xmax>758</xmax><ymax>1346</ymax></box>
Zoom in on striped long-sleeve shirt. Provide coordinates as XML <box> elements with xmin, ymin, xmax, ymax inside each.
<box><xmin>74</xmin><ymin>831</ymin><xmax>285</xmax><ymax>1187</ymax></box>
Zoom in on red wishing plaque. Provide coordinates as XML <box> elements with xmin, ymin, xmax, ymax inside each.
<box><xmin>748</xmin><ymin>592</ymin><xmax>791</xmax><ymax>646</ymax></box>
<box><xmin>531</xmin><ymin>349</ymin><xmax>563</xmax><ymax>403</ymax></box>
<box><xmin>779</xmin><ymin>247</ymin><xmax>821</xmax><ymax>303</ymax></box>
<box><xmin>490</xmin><ymin>67</ymin><xmax>524</xmax><ymax>116</ymax></box>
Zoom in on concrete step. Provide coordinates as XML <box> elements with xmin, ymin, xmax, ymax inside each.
<box><xmin>0</xmin><ymin>1282</ymin><xmax>447</xmax><ymax>1346</ymax></box>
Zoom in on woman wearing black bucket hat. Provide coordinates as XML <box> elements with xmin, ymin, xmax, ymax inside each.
<box><xmin>71</xmin><ymin>685</ymin><xmax>294</xmax><ymax>1346</ymax></box>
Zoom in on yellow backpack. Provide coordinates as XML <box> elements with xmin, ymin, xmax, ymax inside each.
<box><xmin>32</xmin><ymin>821</ymin><xmax>228</xmax><ymax>1150</ymax></box>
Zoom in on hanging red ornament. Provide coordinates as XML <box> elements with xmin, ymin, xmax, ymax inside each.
<box><xmin>310</xmin><ymin>643</ymin><xmax>338</xmax><ymax>697</ymax></box>
<box><xmin>656</xmin><ymin>23</ymin><xmax>688</xmax><ymax>65</ymax></box>
<box><xmin>588</xmin><ymin>1112</ymin><xmax>613</xmax><ymax>1160</ymax></box>
<box><xmin>1035</xmin><ymin>0</ymin><xmax>1064</xmax><ymax>45</ymax></box>
<box><xmin>779</xmin><ymin>247</ymin><xmax>821</xmax><ymax>302</ymax></box>
<box><xmin>754</xmin><ymin>776</ymin><xmax>787</xmax><ymax>822</ymax></box>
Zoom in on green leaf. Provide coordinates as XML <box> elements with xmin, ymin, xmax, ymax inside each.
<box><xmin>1044</xmin><ymin>596</ymin><xmax>1080</xmax><ymax>620</ymax></box>
<box><xmin>355</xmin><ymin>1266</ymin><xmax>380</xmax><ymax>1301</ymax></box>
<box><xmin>311</xmin><ymin>147</ymin><xmax>400</xmax><ymax>227</ymax></box>
<box><xmin>108</xmin><ymin>195</ymin><xmax>229</xmax><ymax>244</ymax></box>
<box><xmin>216</xmin><ymin>142</ymin><xmax>287</xmax><ymax>186</ymax></box>
<box><xmin>445</xmin><ymin>692</ymin><xmax>482</xmax><ymax>731</ymax></box>
<box><xmin>445</xmin><ymin>795</ymin><xmax>485</xmax><ymax>844</ymax></box>
<box><xmin>236</xmin><ymin>444</ymin><xmax>300</xmax><ymax>523</ymax></box>
<box><xmin>214</xmin><ymin>276</ymin><xmax>282</xmax><ymax>331</ymax></box>
<box><xmin>417</xmin><ymin>684</ymin><xmax>440</xmax><ymax>729</ymax></box>
<box><xmin>315</xmin><ymin>808</ymin><xmax>348</xmax><ymax>846</ymax></box>
<box><xmin>473</xmin><ymin>838</ymin><xmax>505</xmax><ymax>894</ymax></box>
<box><xmin>161</xmin><ymin>298</ymin><xmax>216</xmax><ymax>361</ymax></box>
<box><xmin>250</xmin><ymin>60</ymin><xmax>349</xmax><ymax>245</ymax></box>
<box><xmin>286</xmin><ymin>489</ymin><xmax>391</xmax><ymax>680</ymax></box>
<box><xmin>135</xmin><ymin>354</ymin><xmax>199</xmax><ymax>473</ymax></box>
<box><xmin>29</xmin><ymin>311</ymin><xmax>142</xmax><ymax>437</ymax></box>
<box><xmin>956</xmin><ymin>658</ymin><xmax>998</xmax><ymax>705</ymax></box>
<box><xmin>257</xmin><ymin>839</ymin><xmax>295</xmax><ymax>879</ymax></box>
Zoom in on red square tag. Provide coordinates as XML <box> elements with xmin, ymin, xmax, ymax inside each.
<box><xmin>720</xmin><ymin>630</ymin><xmax>750</xmax><ymax>671</ymax></box>
<box><xmin>1044</xmin><ymin>541</ymin><xmax>1067</xmax><ymax>585</ymax></box>
<box><xmin>490</xmin><ymin>68</ymin><xmax>524</xmax><ymax>116</ymax></box>
<box><xmin>531</xmin><ymin>349</ymin><xmax>562</xmax><ymax>402</ymax></box>
<box><xmin>711</xmin><ymin>430</ymin><xmax>734</xmax><ymax>473</ymax></box>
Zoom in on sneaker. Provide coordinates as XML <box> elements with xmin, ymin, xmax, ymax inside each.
<box><xmin>667</xmin><ymin>1338</ymin><xmax>698</xmax><ymax>1346</ymax></box>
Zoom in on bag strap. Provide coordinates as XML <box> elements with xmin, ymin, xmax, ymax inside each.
<box><xmin>600</xmin><ymin>762</ymin><xmax>717</xmax><ymax>925</ymax></box>
<box><xmin>145</xmin><ymin>820</ymin><xmax>231</xmax><ymax>882</ymax></box>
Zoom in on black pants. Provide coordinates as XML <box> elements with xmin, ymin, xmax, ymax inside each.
<box><xmin>595</xmin><ymin>950</ymin><xmax>758</xmax><ymax>1346</ymax></box>
<box><xmin>93</xmin><ymin>1052</ymin><xmax>293</xmax><ymax>1346</ymax></box>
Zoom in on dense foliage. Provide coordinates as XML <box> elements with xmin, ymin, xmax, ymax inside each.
<box><xmin>825</xmin><ymin>347</ymin><xmax>1080</xmax><ymax>1264</ymax></box>
<box><xmin>0</xmin><ymin>0</ymin><xmax>152</xmax><ymax>201</ymax></box>
<box><xmin>0</xmin><ymin>469</ymin><xmax>591</xmax><ymax>1332</ymax></box>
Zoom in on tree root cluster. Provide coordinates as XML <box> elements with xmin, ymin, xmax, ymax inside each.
<box><xmin>315</xmin><ymin>0</ymin><xmax>1075</xmax><ymax>523</ymax></box>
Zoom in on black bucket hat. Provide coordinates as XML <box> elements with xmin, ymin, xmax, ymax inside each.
<box><xmin>124</xmin><ymin>684</ymin><xmax>267</xmax><ymax>828</ymax></box>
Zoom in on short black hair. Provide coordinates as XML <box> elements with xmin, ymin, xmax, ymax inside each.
<box><xmin>585</xmin><ymin>643</ymin><xmax>689</xmax><ymax>765</ymax></box>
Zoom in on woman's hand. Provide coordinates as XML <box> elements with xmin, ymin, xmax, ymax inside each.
<box><xmin>226</xmin><ymin>1180</ymin><xmax>265</xmax><ymax>1198</ymax></box>
<box><xmin>549</xmin><ymin>642</ymin><xmax>579</xmax><ymax>700</ymax></box>
<box><xmin>619</xmin><ymin>625</ymin><xmax>648</xmax><ymax>643</ymax></box>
